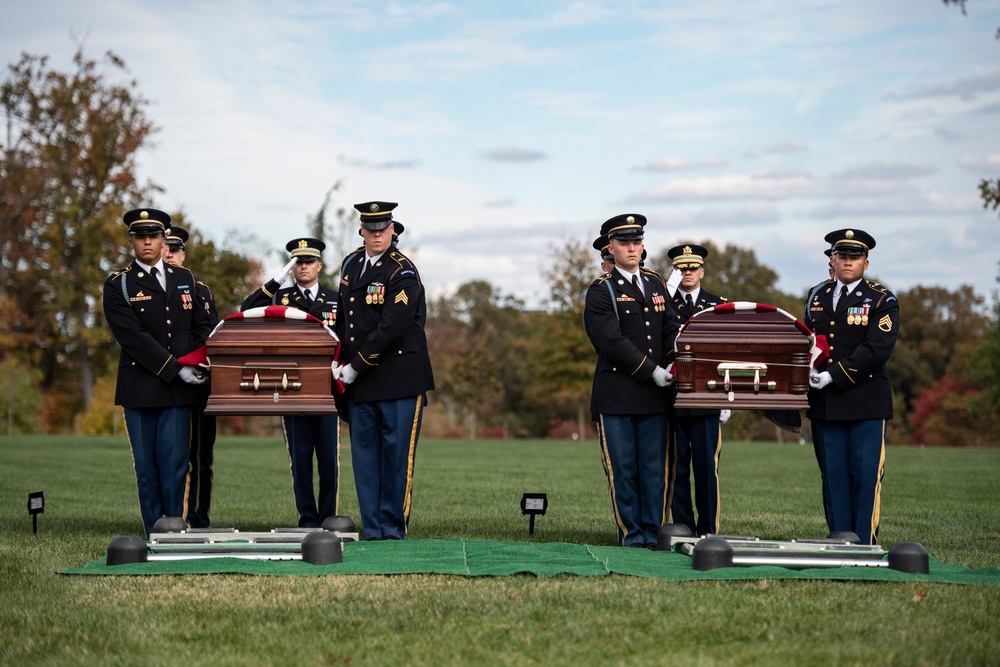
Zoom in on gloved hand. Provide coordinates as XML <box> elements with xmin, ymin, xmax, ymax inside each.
<box><xmin>719</xmin><ymin>409</ymin><xmax>731</xmax><ymax>424</ymax></box>
<box><xmin>652</xmin><ymin>366</ymin><xmax>673</xmax><ymax>387</ymax></box>
<box><xmin>272</xmin><ymin>257</ymin><xmax>298</xmax><ymax>285</ymax></box>
<box><xmin>339</xmin><ymin>364</ymin><xmax>358</xmax><ymax>385</ymax></box>
<box><xmin>330</xmin><ymin>361</ymin><xmax>342</xmax><ymax>380</ymax></box>
<box><xmin>809</xmin><ymin>369</ymin><xmax>833</xmax><ymax>389</ymax></box>
<box><xmin>178</xmin><ymin>366</ymin><xmax>207</xmax><ymax>385</ymax></box>
<box><xmin>666</xmin><ymin>268</ymin><xmax>682</xmax><ymax>296</ymax></box>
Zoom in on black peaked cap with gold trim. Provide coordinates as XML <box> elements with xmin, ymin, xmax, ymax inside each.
<box><xmin>354</xmin><ymin>201</ymin><xmax>398</xmax><ymax>231</ymax></box>
<box><xmin>285</xmin><ymin>237</ymin><xmax>326</xmax><ymax>259</ymax></box>
<box><xmin>123</xmin><ymin>208</ymin><xmax>170</xmax><ymax>235</ymax></box>
<box><xmin>824</xmin><ymin>228</ymin><xmax>876</xmax><ymax>256</ymax></box>
<box><xmin>599</xmin><ymin>213</ymin><xmax>646</xmax><ymax>241</ymax></box>
<box><xmin>165</xmin><ymin>226</ymin><xmax>189</xmax><ymax>249</ymax></box>
<box><xmin>668</xmin><ymin>244</ymin><xmax>708</xmax><ymax>270</ymax></box>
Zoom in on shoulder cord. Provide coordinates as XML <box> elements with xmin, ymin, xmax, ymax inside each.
<box><xmin>582</xmin><ymin>279</ymin><xmax>620</xmax><ymax>336</ymax></box>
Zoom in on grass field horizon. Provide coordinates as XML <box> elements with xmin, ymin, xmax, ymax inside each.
<box><xmin>2</xmin><ymin>435</ymin><xmax>999</xmax><ymax>666</ymax></box>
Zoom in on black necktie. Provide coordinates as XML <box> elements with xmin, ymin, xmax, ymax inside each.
<box><xmin>150</xmin><ymin>266</ymin><xmax>163</xmax><ymax>290</ymax></box>
<box><xmin>835</xmin><ymin>285</ymin><xmax>847</xmax><ymax>310</ymax></box>
<box><xmin>302</xmin><ymin>289</ymin><xmax>314</xmax><ymax>305</ymax></box>
<box><xmin>359</xmin><ymin>258</ymin><xmax>371</xmax><ymax>281</ymax></box>
<box><xmin>685</xmin><ymin>293</ymin><xmax>694</xmax><ymax>310</ymax></box>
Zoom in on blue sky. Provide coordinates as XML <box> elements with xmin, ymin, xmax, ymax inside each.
<box><xmin>4</xmin><ymin>1</ymin><xmax>999</xmax><ymax>308</ymax></box>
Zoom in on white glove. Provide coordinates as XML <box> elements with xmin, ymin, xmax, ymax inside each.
<box><xmin>652</xmin><ymin>366</ymin><xmax>673</xmax><ymax>387</ymax></box>
<box><xmin>330</xmin><ymin>361</ymin><xmax>342</xmax><ymax>380</ymax></box>
<box><xmin>339</xmin><ymin>364</ymin><xmax>358</xmax><ymax>385</ymax></box>
<box><xmin>719</xmin><ymin>409</ymin><xmax>731</xmax><ymax>424</ymax></box>
<box><xmin>178</xmin><ymin>366</ymin><xmax>207</xmax><ymax>385</ymax></box>
<box><xmin>272</xmin><ymin>257</ymin><xmax>298</xmax><ymax>285</ymax></box>
<box><xmin>809</xmin><ymin>369</ymin><xmax>833</xmax><ymax>389</ymax></box>
<box><xmin>666</xmin><ymin>268</ymin><xmax>682</xmax><ymax>296</ymax></box>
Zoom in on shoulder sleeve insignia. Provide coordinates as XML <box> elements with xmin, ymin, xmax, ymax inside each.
<box><xmin>878</xmin><ymin>314</ymin><xmax>893</xmax><ymax>332</ymax></box>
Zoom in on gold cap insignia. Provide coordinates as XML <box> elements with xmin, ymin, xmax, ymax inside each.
<box><xmin>370</xmin><ymin>203</ymin><xmax>380</xmax><ymax>212</ymax></box>
<box><xmin>683</xmin><ymin>245</ymin><xmax>692</xmax><ymax>255</ymax></box>
<box><xmin>845</xmin><ymin>230</ymin><xmax>854</xmax><ymax>239</ymax></box>
<box><xmin>140</xmin><ymin>211</ymin><xmax>149</xmax><ymax>220</ymax></box>
<box><xmin>298</xmin><ymin>239</ymin><xmax>308</xmax><ymax>249</ymax></box>
<box><xmin>626</xmin><ymin>216</ymin><xmax>634</xmax><ymax>224</ymax></box>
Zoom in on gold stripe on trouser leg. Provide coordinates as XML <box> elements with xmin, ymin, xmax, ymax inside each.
<box><xmin>869</xmin><ymin>420</ymin><xmax>887</xmax><ymax>544</ymax></box>
<box><xmin>335</xmin><ymin>416</ymin><xmax>341</xmax><ymax>515</ymax></box>
<box><xmin>597</xmin><ymin>415</ymin><xmax>627</xmax><ymax>541</ymax></box>
<box><xmin>663</xmin><ymin>425</ymin><xmax>677</xmax><ymax>523</ymax></box>
<box><xmin>402</xmin><ymin>398</ymin><xmax>423</xmax><ymax>532</ymax></box>
<box><xmin>280</xmin><ymin>416</ymin><xmax>298</xmax><ymax>520</ymax></box>
<box><xmin>711</xmin><ymin>425</ymin><xmax>723</xmax><ymax>533</ymax></box>
<box><xmin>183</xmin><ymin>413</ymin><xmax>195</xmax><ymax>522</ymax></box>
<box><xmin>123</xmin><ymin>407</ymin><xmax>143</xmax><ymax>531</ymax></box>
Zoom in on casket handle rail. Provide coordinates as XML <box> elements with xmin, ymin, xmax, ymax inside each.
<box><xmin>707</xmin><ymin>362</ymin><xmax>776</xmax><ymax>395</ymax></box>
<box><xmin>240</xmin><ymin>372</ymin><xmax>303</xmax><ymax>392</ymax></box>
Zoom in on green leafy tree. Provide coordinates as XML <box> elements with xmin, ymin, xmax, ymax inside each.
<box><xmin>1</xmin><ymin>48</ymin><xmax>158</xmax><ymax>422</ymax></box>
<box><xmin>528</xmin><ymin>237</ymin><xmax>599</xmax><ymax>438</ymax></box>
<box><xmin>305</xmin><ymin>180</ymin><xmax>359</xmax><ymax>284</ymax></box>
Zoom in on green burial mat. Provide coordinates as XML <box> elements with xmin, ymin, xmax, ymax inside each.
<box><xmin>61</xmin><ymin>538</ymin><xmax>1000</xmax><ymax>584</ymax></box>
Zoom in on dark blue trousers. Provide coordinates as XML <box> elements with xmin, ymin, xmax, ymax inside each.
<box><xmin>597</xmin><ymin>413</ymin><xmax>670</xmax><ymax>546</ymax></box>
<box><xmin>184</xmin><ymin>393</ymin><xmax>216</xmax><ymax>528</ymax></box>
<box><xmin>813</xmin><ymin>418</ymin><xmax>886</xmax><ymax>545</ymax></box>
<box><xmin>671</xmin><ymin>414</ymin><xmax>722</xmax><ymax>536</ymax></box>
<box><xmin>123</xmin><ymin>406</ymin><xmax>192</xmax><ymax>538</ymax></box>
<box><xmin>348</xmin><ymin>396</ymin><xmax>422</xmax><ymax>540</ymax></box>
<box><xmin>281</xmin><ymin>414</ymin><xmax>339</xmax><ymax>528</ymax></box>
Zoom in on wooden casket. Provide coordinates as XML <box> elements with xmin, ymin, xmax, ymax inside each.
<box><xmin>673</xmin><ymin>302</ymin><xmax>814</xmax><ymax>410</ymax></box>
<box><xmin>203</xmin><ymin>307</ymin><xmax>339</xmax><ymax>416</ymax></box>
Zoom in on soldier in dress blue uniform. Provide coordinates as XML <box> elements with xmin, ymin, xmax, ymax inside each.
<box><xmin>103</xmin><ymin>208</ymin><xmax>213</xmax><ymax>537</ymax></box>
<box><xmin>804</xmin><ymin>228</ymin><xmax>899</xmax><ymax>545</ymax></box>
<box><xmin>666</xmin><ymin>244</ymin><xmax>730</xmax><ymax>535</ymax></box>
<box><xmin>242</xmin><ymin>237</ymin><xmax>341</xmax><ymax>528</ymax></box>
<box><xmin>584</xmin><ymin>214</ymin><xmax>680</xmax><ymax>547</ymax></box>
<box><xmin>162</xmin><ymin>226</ymin><xmax>220</xmax><ymax>528</ymax></box>
<box><xmin>336</xmin><ymin>201</ymin><xmax>434</xmax><ymax>540</ymax></box>
<box><xmin>593</xmin><ymin>233</ymin><xmax>615</xmax><ymax>274</ymax></box>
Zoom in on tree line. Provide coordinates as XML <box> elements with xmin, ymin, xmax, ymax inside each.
<box><xmin>2</xmin><ymin>49</ymin><xmax>998</xmax><ymax>445</ymax></box>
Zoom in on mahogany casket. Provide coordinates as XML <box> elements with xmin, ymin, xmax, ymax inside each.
<box><xmin>203</xmin><ymin>308</ymin><xmax>339</xmax><ymax>416</ymax></box>
<box><xmin>673</xmin><ymin>302</ymin><xmax>815</xmax><ymax>410</ymax></box>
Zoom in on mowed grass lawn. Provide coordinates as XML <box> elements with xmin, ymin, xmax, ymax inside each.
<box><xmin>2</xmin><ymin>433</ymin><xmax>999</xmax><ymax>667</ymax></box>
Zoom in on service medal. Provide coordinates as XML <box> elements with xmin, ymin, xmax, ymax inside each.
<box><xmin>862</xmin><ymin>315</ymin><xmax>869</xmax><ymax>325</ymax></box>
<box><xmin>366</xmin><ymin>294</ymin><xmax>373</xmax><ymax>304</ymax></box>
<box><xmin>848</xmin><ymin>314</ymin><xmax>855</xmax><ymax>325</ymax></box>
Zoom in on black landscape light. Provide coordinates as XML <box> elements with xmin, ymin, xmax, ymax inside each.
<box><xmin>520</xmin><ymin>492</ymin><xmax>548</xmax><ymax>535</ymax></box>
<box><xmin>27</xmin><ymin>491</ymin><xmax>44</xmax><ymax>534</ymax></box>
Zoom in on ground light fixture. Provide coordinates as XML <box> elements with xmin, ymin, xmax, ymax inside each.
<box><xmin>520</xmin><ymin>492</ymin><xmax>547</xmax><ymax>535</ymax></box>
<box><xmin>27</xmin><ymin>491</ymin><xmax>44</xmax><ymax>534</ymax></box>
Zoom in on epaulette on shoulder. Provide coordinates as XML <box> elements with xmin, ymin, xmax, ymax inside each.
<box><xmin>640</xmin><ymin>267</ymin><xmax>663</xmax><ymax>279</ymax></box>
<box><xmin>865</xmin><ymin>279</ymin><xmax>889</xmax><ymax>294</ymax></box>
<box><xmin>110</xmin><ymin>265</ymin><xmax>132</xmax><ymax>281</ymax></box>
<box><xmin>596</xmin><ymin>272</ymin><xmax>611</xmax><ymax>283</ymax></box>
<box><xmin>388</xmin><ymin>250</ymin><xmax>413</xmax><ymax>267</ymax></box>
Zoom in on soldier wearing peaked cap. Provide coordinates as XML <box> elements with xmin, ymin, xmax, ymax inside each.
<box><xmin>804</xmin><ymin>228</ymin><xmax>899</xmax><ymax>545</ymax></box>
<box><xmin>583</xmin><ymin>213</ymin><xmax>681</xmax><ymax>547</ymax></box>
<box><xmin>162</xmin><ymin>225</ymin><xmax>220</xmax><ymax>529</ymax></box>
<box><xmin>103</xmin><ymin>208</ymin><xmax>213</xmax><ymax>537</ymax></box>
<box><xmin>593</xmin><ymin>234</ymin><xmax>615</xmax><ymax>274</ymax></box>
<box><xmin>336</xmin><ymin>201</ymin><xmax>434</xmax><ymax>540</ymax></box>
<box><xmin>666</xmin><ymin>243</ymin><xmax>730</xmax><ymax>536</ymax></box>
<box><xmin>242</xmin><ymin>236</ymin><xmax>341</xmax><ymax>528</ymax></box>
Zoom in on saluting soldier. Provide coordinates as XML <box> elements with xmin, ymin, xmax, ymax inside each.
<box><xmin>584</xmin><ymin>213</ymin><xmax>680</xmax><ymax>548</ymax></box>
<box><xmin>162</xmin><ymin>226</ymin><xmax>219</xmax><ymax>529</ymax></box>
<box><xmin>336</xmin><ymin>201</ymin><xmax>434</xmax><ymax>540</ymax></box>
<box><xmin>804</xmin><ymin>228</ymin><xmax>899</xmax><ymax>545</ymax></box>
<box><xmin>103</xmin><ymin>208</ymin><xmax>213</xmax><ymax>538</ymax></box>
<box><xmin>242</xmin><ymin>238</ymin><xmax>340</xmax><ymax>528</ymax></box>
<box><xmin>666</xmin><ymin>244</ymin><xmax>730</xmax><ymax>535</ymax></box>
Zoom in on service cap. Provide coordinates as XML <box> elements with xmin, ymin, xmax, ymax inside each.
<box><xmin>600</xmin><ymin>213</ymin><xmax>646</xmax><ymax>241</ymax></box>
<box><xmin>354</xmin><ymin>201</ymin><xmax>398</xmax><ymax>231</ymax></box>
<box><xmin>668</xmin><ymin>244</ymin><xmax>708</xmax><ymax>270</ymax></box>
<box><xmin>123</xmin><ymin>208</ymin><xmax>169</xmax><ymax>235</ymax></box>
<box><xmin>285</xmin><ymin>237</ymin><xmax>326</xmax><ymax>260</ymax></box>
<box><xmin>824</xmin><ymin>228</ymin><xmax>876</xmax><ymax>256</ymax></box>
